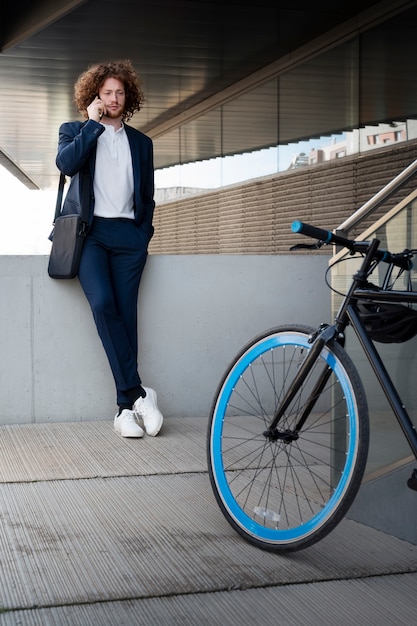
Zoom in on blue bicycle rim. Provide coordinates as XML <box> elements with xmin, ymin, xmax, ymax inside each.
<box><xmin>210</xmin><ymin>330</ymin><xmax>359</xmax><ymax>546</ymax></box>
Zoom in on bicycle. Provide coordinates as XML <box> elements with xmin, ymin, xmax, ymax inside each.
<box><xmin>207</xmin><ymin>221</ymin><xmax>417</xmax><ymax>552</ymax></box>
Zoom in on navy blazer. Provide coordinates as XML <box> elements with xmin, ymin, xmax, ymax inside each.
<box><xmin>56</xmin><ymin>119</ymin><xmax>155</xmax><ymax>240</ymax></box>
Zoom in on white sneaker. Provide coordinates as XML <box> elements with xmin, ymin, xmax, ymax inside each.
<box><xmin>134</xmin><ymin>387</ymin><xmax>163</xmax><ymax>436</ymax></box>
<box><xmin>114</xmin><ymin>409</ymin><xmax>144</xmax><ymax>438</ymax></box>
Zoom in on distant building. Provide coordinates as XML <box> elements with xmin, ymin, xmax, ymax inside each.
<box><xmin>287</xmin><ymin>152</ymin><xmax>309</xmax><ymax>169</ymax></box>
<box><xmin>291</xmin><ymin>122</ymin><xmax>414</xmax><ymax>170</ymax></box>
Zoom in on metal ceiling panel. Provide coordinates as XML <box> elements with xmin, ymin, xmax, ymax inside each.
<box><xmin>0</xmin><ymin>0</ymin><xmax>401</xmax><ymax>188</ymax></box>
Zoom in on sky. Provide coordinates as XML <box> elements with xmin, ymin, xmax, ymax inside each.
<box><xmin>1</xmin><ymin>166</ymin><xmax>55</xmax><ymax>254</ymax></box>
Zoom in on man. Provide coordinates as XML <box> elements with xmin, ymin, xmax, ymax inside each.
<box><xmin>56</xmin><ymin>59</ymin><xmax>163</xmax><ymax>438</ymax></box>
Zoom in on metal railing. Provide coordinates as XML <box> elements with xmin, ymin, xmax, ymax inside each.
<box><xmin>335</xmin><ymin>157</ymin><xmax>417</xmax><ymax>237</ymax></box>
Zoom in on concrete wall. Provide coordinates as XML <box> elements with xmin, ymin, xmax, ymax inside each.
<box><xmin>0</xmin><ymin>253</ymin><xmax>330</xmax><ymax>424</ymax></box>
<box><xmin>349</xmin><ymin>461</ymin><xmax>417</xmax><ymax>544</ymax></box>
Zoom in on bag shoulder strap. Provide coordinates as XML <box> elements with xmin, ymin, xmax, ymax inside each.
<box><xmin>53</xmin><ymin>172</ymin><xmax>66</xmax><ymax>223</ymax></box>
<box><xmin>53</xmin><ymin>168</ymin><xmax>91</xmax><ymax>224</ymax></box>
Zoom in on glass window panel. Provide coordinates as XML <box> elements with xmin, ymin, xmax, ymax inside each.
<box><xmin>154</xmin><ymin>6</ymin><xmax>417</xmax><ymax>196</ymax></box>
<box><xmin>222</xmin><ymin>80</ymin><xmax>278</xmax><ymax>156</ymax></box>
<box><xmin>279</xmin><ymin>40</ymin><xmax>359</xmax><ymax>144</ymax></box>
<box><xmin>360</xmin><ymin>5</ymin><xmax>417</xmax><ymax>124</ymax></box>
<box><xmin>153</xmin><ymin>127</ymin><xmax>180</xmax><ymax>170</ymax></box>
<box><xmin>181</xmin><ymin>110</ymin><xmax>222</xmax><ymax>164</ymax></box>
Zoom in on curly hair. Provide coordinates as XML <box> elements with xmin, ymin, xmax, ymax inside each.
<box><xmin>74</xmin><ymin>59</ymin><xmax>145</xmax><ymax>122</ymax></box>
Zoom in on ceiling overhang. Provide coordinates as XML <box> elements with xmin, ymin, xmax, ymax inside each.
<box><xmin>2</xmin><ymin>0</ymin><xmax>88</xmax><ymax>51</ymax></box>
<box><xmin>0</xmin><ymin>0</ymin><xmax>414</xmax><ymax>189</ymax></box>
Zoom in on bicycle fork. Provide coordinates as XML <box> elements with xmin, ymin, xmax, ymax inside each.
<box><xmin>263</xmin><ymin>324</ymin><xmax>338</xmax><ymax>442</ymax></box>
<box><xmin>264</xmin><ymin>242</ymin><xmax>381</xmax><ymax>442</ymax></box>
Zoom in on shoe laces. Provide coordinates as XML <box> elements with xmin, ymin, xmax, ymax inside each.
<box><xmin>121</xmin><ymin>410</ymin><xmax>136</xmax><ymax>423</ymax></box>
<box><xmin>136</xmin><ymin>395</ymin><xmax>154</xmax><ymax>419</ymax></box>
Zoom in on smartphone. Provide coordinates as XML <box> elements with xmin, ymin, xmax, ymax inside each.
<box><xmin>95</xmin><ymin>95</ymin><xmax>104</xmax><ymax>119</ymax></box>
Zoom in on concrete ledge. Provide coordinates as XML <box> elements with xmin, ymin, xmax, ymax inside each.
<box><xmin>0</xmin><ymin>254</ymin><xmax>329</xmax><ymax>423</ymax></box>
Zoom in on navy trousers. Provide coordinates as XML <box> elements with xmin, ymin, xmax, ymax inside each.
<box><xmin>78</xmin><ymin>217</ymin><xmax>149</xmax><ymax>406</ymax></box>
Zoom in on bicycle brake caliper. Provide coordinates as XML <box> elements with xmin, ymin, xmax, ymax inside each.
<box><xmin>308</xmin><ymin>323</ymin><xmax>329</xmax><ymax>344</ymax></box>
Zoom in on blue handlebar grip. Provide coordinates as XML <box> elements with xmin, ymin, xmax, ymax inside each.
<box><xmin>291</xmin><ymin>220</ymin><xmax>332</xmax><ymax>243</ymax></box>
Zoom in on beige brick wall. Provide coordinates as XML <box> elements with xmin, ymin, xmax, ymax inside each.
<box><xmin>150</xmin><ymin>140</ymin><xmax>417</xmax><ymax>255</ymax></box>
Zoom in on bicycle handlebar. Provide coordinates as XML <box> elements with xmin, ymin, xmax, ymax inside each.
<box><xmin>291</xmin><ymin>220</ymin><xmax>413</xmax><ymax>271</ymax></box>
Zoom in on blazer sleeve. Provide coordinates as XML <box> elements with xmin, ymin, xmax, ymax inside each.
<box><xmin>56</xmin><ymin>120</ymin><xmax>104</xmax><ymax>176</ymax></box>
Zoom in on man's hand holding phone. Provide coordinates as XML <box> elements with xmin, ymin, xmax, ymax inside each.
<box><xmin>87</xmin><ymin>96</ymin><xmax>106</xmax><ymax>122</ymax></box>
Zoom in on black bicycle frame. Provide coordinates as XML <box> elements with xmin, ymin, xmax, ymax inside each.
<box><xmin>265</xmin><ymin>240</ymin><xmax>380</xmax><ymax>438</ymax></box>
<box><xmin>263</xmin><ymin>324</ymin><xmax>337</xmax><ymax>440</ymax></box>
<box><xmin>348</xmin><ymin>292</ymin><xmax>417</xmax><ymax>460</ymax></box>
<box><xmin>265</xmin><ymin>238</ymin><xmax>417</xmax><ymax>461</ymax></box>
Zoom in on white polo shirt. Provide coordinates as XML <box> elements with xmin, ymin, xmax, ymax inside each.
<box><xmin>93</xmin><ymin>122</ymin><xmax>135</xmax><ymax>219</ymax></box>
